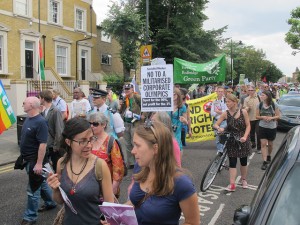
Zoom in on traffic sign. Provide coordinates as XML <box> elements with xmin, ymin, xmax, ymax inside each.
<box><xmin>140</xmin><ymin>45</ymin><xmax>152</xmax><ymax>65</ymax></box>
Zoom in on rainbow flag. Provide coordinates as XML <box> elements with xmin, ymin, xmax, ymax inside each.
<box><xmin>0</xmin><ymin>80</ymin><xmax>16</xmax><ymax>134</ymax></box>
<box><xmin>39</xmin><ymin>41</ymin><xmax>45</xmax><ymax>81</ymax></box>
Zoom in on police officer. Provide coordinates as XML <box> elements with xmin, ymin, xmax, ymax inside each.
<box><xmin>90</xmin><ymin>88</ymin><xmax>124</xmax><ymax>139</ymax></box>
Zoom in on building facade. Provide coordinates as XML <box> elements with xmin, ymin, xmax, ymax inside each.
<box><xmin>0</xmin><ymin>0</ymin><xmax>106</xmax><ymax>83</ymax></box>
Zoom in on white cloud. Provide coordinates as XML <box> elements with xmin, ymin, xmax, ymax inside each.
<box><xmin>92</xmin><ymin>0</ymin><xmax>300</xmax><ymax>76</ymax></box>
<box><xmin>203</xmin><ymin>0</ymin><xmax>300</xmax><ymax>76</ymax></box>
<box><xmin>93</xmin><ymin>0</ymin><xmax>113</xmax><ymax>24</ymax></box>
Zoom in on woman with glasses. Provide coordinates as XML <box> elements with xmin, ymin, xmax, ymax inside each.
<box><xmin>126</xmin><ymin>121</ymin><xmax>199</xmax><ymax>225</ymax></box>
<box><xmin>88</xmin><ymin>112</ymin><xmax>125</xmax><ymax>198</ymax></box>
<box><xmin>47</xmin><ymin>117</ymin><xmax>114</xmax><ymax>224</ymax></box>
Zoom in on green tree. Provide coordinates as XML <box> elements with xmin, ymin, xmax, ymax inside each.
<box><xmin>101</xmin><ymin>3</ymin><xmax>144</xmax><ymax>80</ymax></box>
<box><xmin>285</xmin><ymin>7</ymin><xmax>300</xmax><ymax>53</ymax></box>
<box><xmin>137</xmin><ymin>0</ymin><xmax>224</xmax><ymax>64</ymax></box>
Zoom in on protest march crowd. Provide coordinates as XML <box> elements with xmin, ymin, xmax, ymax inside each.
<box><xmin>16</xmin><ymin>80</ymin><xmax>295</xmax><ymax>225</ymax></box>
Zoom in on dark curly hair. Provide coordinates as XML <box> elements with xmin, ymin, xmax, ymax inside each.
<box><xmin>60</xmin><ymin>117</ymin><xmax>91</xmax><ymax>164</ymax></box>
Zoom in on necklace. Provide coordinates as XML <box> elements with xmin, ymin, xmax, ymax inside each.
<box><xmin>69</xmin><ymin>158</ymin><xmax>88</xmax><ymax>195</ymax></box>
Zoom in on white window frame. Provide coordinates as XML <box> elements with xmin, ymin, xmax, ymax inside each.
<box><xmin>13</xmin><ymin>0</ymin><xmax>32</xmax><ymax>18</ymax></box>
<box><xmin>0</xmin><ymin>26</ymin><xmax>9</xmax><ymax>74</ymax></box>
<box><xmin>101</xmin><ymin>54</ymin><xmax>112</xmax><ymax>66</ymax></box>
<box><xmin>54</xmin><ymin>41</ymin><xmax>71</xmax><ymax>77</ymax></box>
<box><xmin>19</xmin><ymin>29</ymin><xmax>40</xmax><ymax>79</ymax></box>
<box><xmin>74</xmin><ymin>6</ymin><xmax>86</xmax><ymax>32</ymax></box>
<box><xmin>101</xmin><ymin>31</ymin><xmax>111</xmax><ymax>43</ymax></box>
<box><xmin>48</xmin><ymin>0</ymin><xmax>63</xmax><ymax>25</ymax></box>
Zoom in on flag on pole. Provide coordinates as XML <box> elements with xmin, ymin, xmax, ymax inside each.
<box><xmin>131</xmin><ymin>75</ymin><xmax>140</xmax><ymax>94</ymax></box>
<box><xmin>0</xmin><ymin>80</ymin><xmax>16</xmax><ymax>134</ymax></box>
<box><xmin>39</xmin><ymin>41</ymin><xmax>45</xmax><ymax>81</ymax></box>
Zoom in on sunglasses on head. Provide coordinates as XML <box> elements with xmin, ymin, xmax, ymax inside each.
<box><xmin>89</xmin><ymin>122</ymin><xmax>100</xmax><ymax>127</ymax></box>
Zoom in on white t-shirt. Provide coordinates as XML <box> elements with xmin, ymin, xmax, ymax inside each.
<box><xmin>71</xmin><ymin>98</ymin><xmax>91</xmax><ymax>118</ymax></box>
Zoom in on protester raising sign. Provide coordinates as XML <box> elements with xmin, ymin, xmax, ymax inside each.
<box><xmin>141</xmin><ymin>65</ymin><xmax>173</xmax><ymax>112</ymax></box>
<box><xmin>186</xmin><ymin>93</ymin><xmax>217</xmax><ymax>142</ymax></box>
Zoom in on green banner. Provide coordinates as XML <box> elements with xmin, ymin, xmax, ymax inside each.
<box><xmin>173</xmin><ymin>54</ymin><xmax>226</xmax><ymax>84</ymax></box>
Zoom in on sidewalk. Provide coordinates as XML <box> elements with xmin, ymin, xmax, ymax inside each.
<box><xmin>0</xmin><ymin>126</ymin><xmax>20</xmax><ymax>166</ymax></box>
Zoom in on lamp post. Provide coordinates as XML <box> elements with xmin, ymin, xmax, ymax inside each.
<box><xmin>230</xmin><ymin>39</ymin><xmax>233</xmax><ymax>85</ymax></box>
<box><xmin>230</xmin><ymin>40</ymin><xmax>243</xmax><ymax>85</ymax></box>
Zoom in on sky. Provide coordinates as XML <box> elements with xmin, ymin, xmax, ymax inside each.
<box><xmin>93</xmin><ymin>0</ymin><xmax>300</xmax><ymax>77</ymax></box>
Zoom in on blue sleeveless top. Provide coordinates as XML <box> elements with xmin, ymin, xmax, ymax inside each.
<box><xmin>60</xmin><ymin>161</ymin><xmax>102</xmax><ymax>225</ymax></box>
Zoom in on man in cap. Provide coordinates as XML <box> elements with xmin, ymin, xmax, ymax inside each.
<box><xmin>71</xmin><ymin>87</ymin><xmax>91</xmax><ymax>118</ymax></box>
<box><xmin>119</xmin><ymin>83</ymin><xmax>146</xmax><ymax>168</ymax></box>
<box><xmin>90</xmin><ymin>88</ymin><xmax>124</xmax><ymax>139</ymax></box>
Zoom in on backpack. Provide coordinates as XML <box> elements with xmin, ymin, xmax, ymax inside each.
<box><xmin>259</xmin><ymin>101</ymin><xmax>275</xmax><ymax>116</ymax></box>
<box><xmin>107</xmin><ymin>136</ymin><xmax>128</xmax><ymax>177</ymax></box>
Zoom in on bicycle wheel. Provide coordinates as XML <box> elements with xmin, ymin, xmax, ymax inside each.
<box><xmin>200</xmin><ymin>153</ymin><xmax>227</xmax><ymax>192</ymax></box>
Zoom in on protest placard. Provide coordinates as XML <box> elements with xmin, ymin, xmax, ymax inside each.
<box><xmin>141</xmin><ymin>65</ymin><xmax>173</xmax><ymax>112</ymax></box>
<box><xmin>186</xmin><ymin>93</ymin><xmax>217</xmax><ymax>142</ymax></box>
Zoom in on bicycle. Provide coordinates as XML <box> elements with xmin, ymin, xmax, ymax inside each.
<box><xmin>200</xmin><ymin>131</ymin><xmax>240</xmax><ymax>192</ymax></box>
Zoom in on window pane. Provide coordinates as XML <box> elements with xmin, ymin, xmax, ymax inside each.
<box><xmin>50</xmin><ymin>1</ymin><xmax>58</xmax><ymax>23</ymax></box>
<box><xmin>57</xmin><ymin>46</ymin><xmax>67</xmax><ymax>74</ymax></box>
<box><xmin>76</xmin><ymin>9</ymin><xmax>83</xmax><ymax>30</ymax></box>
<box><xmin>266</xmin><ymin>165</ymin><xmax>300</xmax><ymax>225</ymax></box>
<box><xmin>16</xmin><ymin>0</ymin><xmax>27</xmax><ymax>16</ymax></box>
<box><xmin>101</xmin><ymin>54</ymin><xmax>111</xmax><ymax>65</ymax></box>
<box><xmin>0</xmin><ymin>36</ymin><xmax>2</xmax><ymax>71</ymax></box>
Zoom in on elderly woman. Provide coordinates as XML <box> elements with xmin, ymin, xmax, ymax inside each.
<box><xmin>214</xmin><ymin>94</ymin><xmax>252</xmax><ymax>192</ymax></box>
<box><xmin>87</xmin><ymin>112</ymin><xmax>125</xmax><ymax>198</ymax></box>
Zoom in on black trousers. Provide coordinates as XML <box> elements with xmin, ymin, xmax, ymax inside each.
<box><xmin>48</xmin><ymin>148</ymin><xmax>63</xmax><ymax>173</ymax></box>
<box><xmin>250</xmin><ymin>120</ymin><xmax>261</xmax><ymax>150</ymax></box>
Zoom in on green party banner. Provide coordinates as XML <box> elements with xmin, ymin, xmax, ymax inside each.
<box><xmin>173</xmin><ymin>54</ymin><xmax>226</xmax><ymax>84</ymax></box>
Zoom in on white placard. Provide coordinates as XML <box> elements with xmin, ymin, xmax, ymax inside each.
<box><xmin>141</xmin><ymin>65</ymin><xmax>173</xmax><ymax>112</ymax></box>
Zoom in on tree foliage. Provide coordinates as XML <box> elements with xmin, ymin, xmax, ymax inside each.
<box><xmin>101</xmin><ymin>3</ymin><xmax>144</xmax><ymax>80</ymax></box>
<box><xmin>137</xmin><ymin>0</ymin><xmax>224</xmax><ymax>63</ymax></box>
<box><xmin>285</xmin><ymin>7</ymin><xmax>300</xmax><ymax>51</ymax></box>
<box><xmin>221</xmin><ymin>42</ymin><xmax>283</xmax><ymax>84</ymax></box>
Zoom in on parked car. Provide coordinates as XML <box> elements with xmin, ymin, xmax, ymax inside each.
<box><xmin>277</xmin><ymin>94</ymin><xmax>300</xmax><ymax>130</ymax></box>
<box><xmin>233</xmin><ymin>125</ymin><xmax>300</xmax><ymax>225</ymax></box>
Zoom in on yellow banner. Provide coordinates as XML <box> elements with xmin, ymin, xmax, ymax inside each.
<box><xmin>186</xmin><ymin>93</ymin><xmax>217</xmax><ymax>142</ymax></box>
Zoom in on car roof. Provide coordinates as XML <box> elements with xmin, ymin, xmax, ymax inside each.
<box><xmin>248</xmin><ymin>126</ymin><xmax>300</xmax><ymax>224</ymax></box>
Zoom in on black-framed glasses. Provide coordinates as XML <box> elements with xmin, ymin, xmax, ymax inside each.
<box><xmin>72</xmin><ymin>136</ymin><xmax>98</xmax><ymax>147</ymax></box>
<box><xmin>89</xmin><ymin>122</ymin><xmax>100</xmax><ymax>127</ymax></box>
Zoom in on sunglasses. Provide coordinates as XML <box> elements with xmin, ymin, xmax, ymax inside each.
<box><xmin>89</xmin><ymin>122</ymin><xmax>100</xmax><ymax>127</ymax></box>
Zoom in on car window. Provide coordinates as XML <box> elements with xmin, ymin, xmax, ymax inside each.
<box><xmin>266</xmin><ymin>164</ymin><xmax>300</xmax><ymax>225</ymax></box>
<box><xmin>278</xmin><ymin>97</ymin><xmax>300</xmax><ymax>106</ymax></box>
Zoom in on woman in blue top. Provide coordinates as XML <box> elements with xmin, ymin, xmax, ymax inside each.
<box><xmin>168</xmin><ymin>88</ymin><xmax>188</xmax><ymax>153</ymax></box>
<box><xmin>129</xmin><ymin>121</ymin><xmax>199</xmax><ymax>225</ymax></box>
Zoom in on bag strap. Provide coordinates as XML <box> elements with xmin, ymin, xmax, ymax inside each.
<box><xmin>95</xmin><ymin>158</ymin><xmax>103</xmax><ymax>182</ymax></box>
<box><xmin>107</xmin><ymin>136</ymin><xmax>115</xmax><ymax>155</ymax></box>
